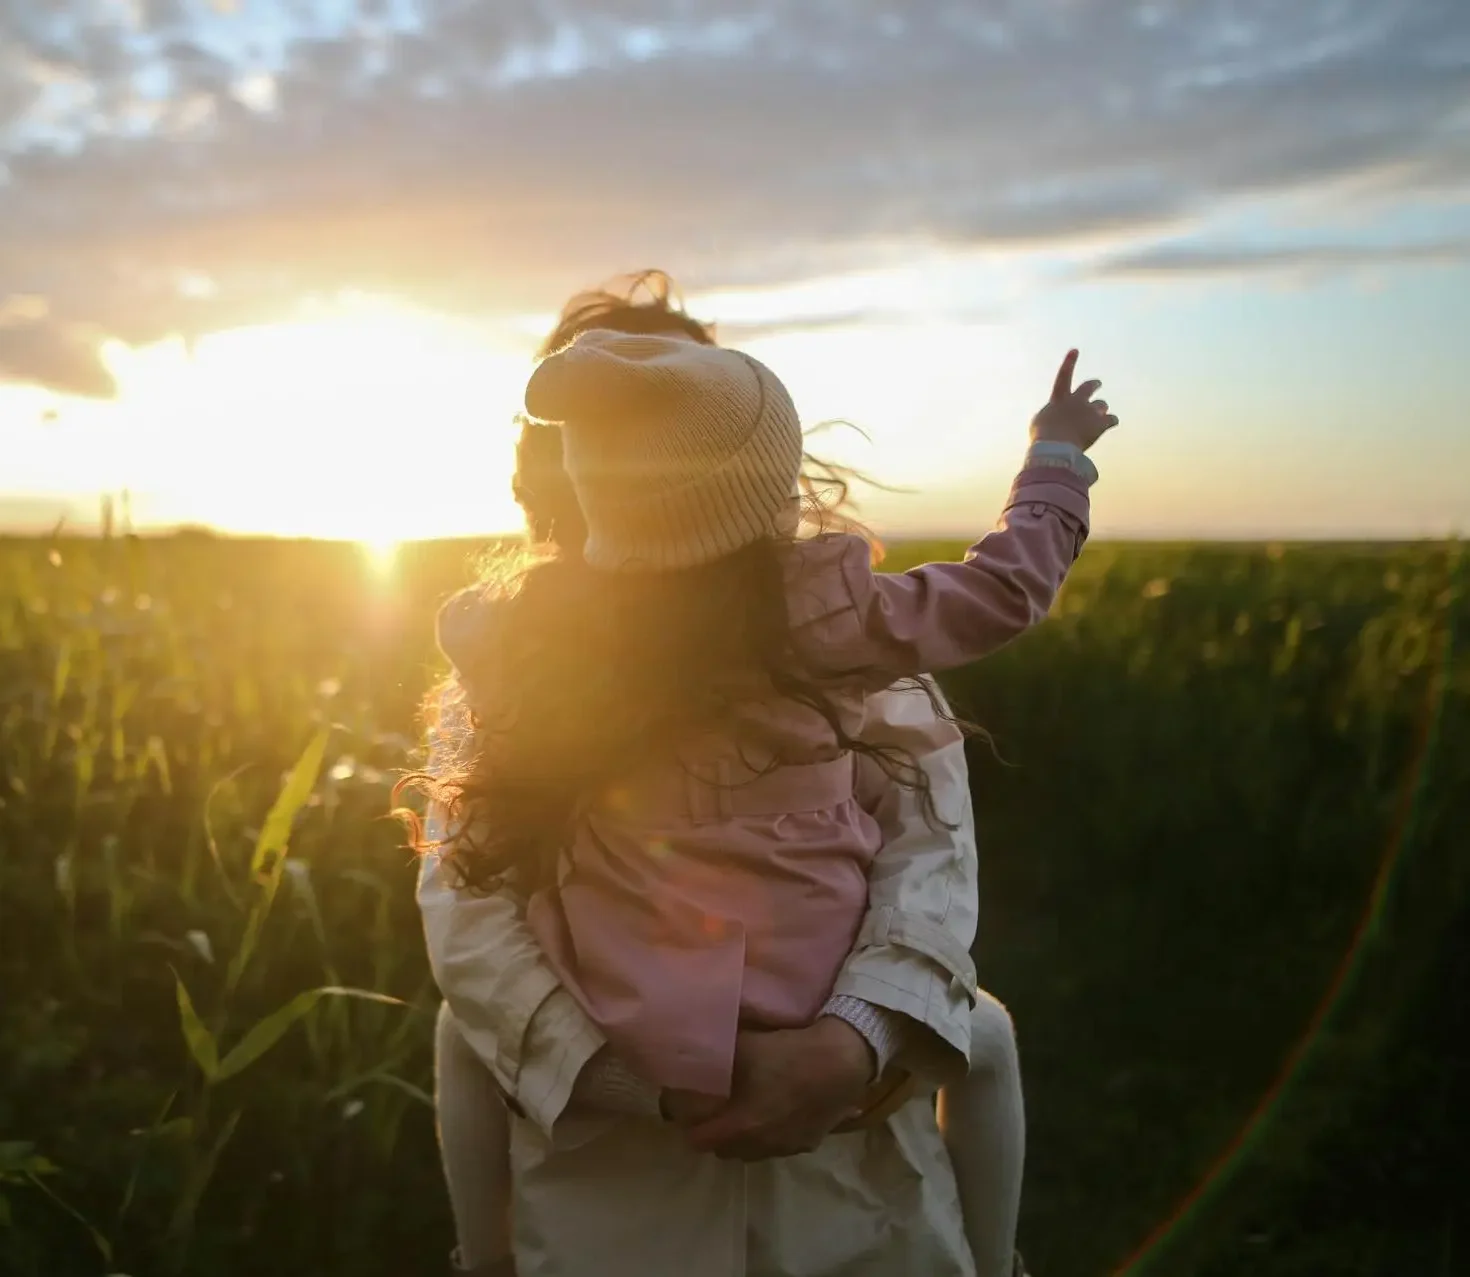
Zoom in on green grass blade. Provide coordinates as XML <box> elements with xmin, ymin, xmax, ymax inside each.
<box><xmin>201</xmin><ymin>767</ymin><xmax>249</xmax><ymax>911</ymax></box>
<box><xmin>23</xmin><ymin>1171</ymin><xmax>112</xmax><ymax>1265</ymax></box>
<box><xmin>224</xmin><ymin>730</ymin><xmax>330</xmax><ymax>995</ymax></box>
<box><xmin>118</xmin><ymin>1090</ymin><xmax>178</xmax><ymax>1224</ymax></box>
<box><xmin>214</xmin><ymin>986</ymin><xmax>405</xmax><ymax>1083</ymax></box>
<box><xmin>250</xmin><ymin>728</ymin><xmax>330</xmax><ymax>882</ymax></box>
<box><xmin>172</xmin><ymin>971</ymin><xmax>218</xmax><ymax>1082</ymax></box>
<box><xmin>166</xmin><ymin>1109</ymin><xmax>242</xmax><ymax>1256</ymax></box>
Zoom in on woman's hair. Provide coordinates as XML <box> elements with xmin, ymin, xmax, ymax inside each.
<box><xmin>536</xmin><ymin>270</ymin><xmax>715</xmax><ymax>358</ymax></box>
<box><xmin>401</xmin><ymin>270</ymin><xmax>960</xmax><ymax>895</ymax></box>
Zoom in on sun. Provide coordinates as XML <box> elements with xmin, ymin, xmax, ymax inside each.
<box><xmin>359</xmin><ymin>536</ymin><xmax>401</xmax><ymax>575</ymax></box>
<box><xmin>100</xmin><ymin>295</ymin><xmax>534</xmax><ymax>539</ymax></box>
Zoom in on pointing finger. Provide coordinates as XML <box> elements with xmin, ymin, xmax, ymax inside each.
<box><xmin>1052</xmin><ymin>350</ymin><xmax>1078</xmax><ymax>402</ymax></box>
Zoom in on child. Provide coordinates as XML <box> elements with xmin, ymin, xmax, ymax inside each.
<box><xmin>430</xmin><ymin>331</ymin><xmax>1114</xmax><ymax>1275</ymax></box>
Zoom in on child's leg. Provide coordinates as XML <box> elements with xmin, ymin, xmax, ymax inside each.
<box><xmin>936</xmin><ymin>993</ymin><xmax>1027</xmax><ymax>1277</ymax></box>
<box><xmin>434</xmin><ymin>1001</ymin><xmax>515</xmax><ymax>1275</ymax></box>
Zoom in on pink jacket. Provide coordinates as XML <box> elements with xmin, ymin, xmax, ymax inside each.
<box><xmin>446</xmin><ymin>462</ymin><xmax>1090</xmax><ymax>1095</ymax></box>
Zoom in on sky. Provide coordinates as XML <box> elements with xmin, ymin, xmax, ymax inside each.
<box><xmin>2</xmin><ymin>0</ymin><xmax>1468</xmax><ymax>541</ymax></box>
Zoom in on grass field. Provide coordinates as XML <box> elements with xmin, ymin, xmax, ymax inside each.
<box><xmin>1</xmin><ymin>532</ymin><xmax>1465</xmax><ymax>1277</ymax></box>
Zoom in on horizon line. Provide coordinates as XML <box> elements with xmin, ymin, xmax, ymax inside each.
<box><xmin>0</xmin><ymin>526</ymin><xmax>1461</xmax><ymax>547</ymax></box>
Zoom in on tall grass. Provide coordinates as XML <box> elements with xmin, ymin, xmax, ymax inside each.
<box><xmin>0</xmin><ymin>532</ymin><xmax>1464</xmax><ymax>1276</ymax></box>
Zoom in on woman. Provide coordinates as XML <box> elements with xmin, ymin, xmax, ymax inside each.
<box><xmin>416</xmin><ymin>273</ymin><xmax>1029</xmax><ymax>1277</ymax></box>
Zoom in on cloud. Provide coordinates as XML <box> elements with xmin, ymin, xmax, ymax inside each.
<box><xmin>0</xmin><ymin>318</ymin><xmax>118</xmax><ymax>399</ymax></box>
<box><xmin>1</xmin><ymin>0</ymin><xmax>1468</xmax><ymax>394</ymax></box>
<box><xmin>1091</xmin><ymin>237</ymin><xmax>1470</xmax><ymax>279</ymax></box>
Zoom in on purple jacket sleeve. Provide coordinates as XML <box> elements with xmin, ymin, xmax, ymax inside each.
<box><xmin>827</xmin><ymin>464</ymin><xmax>1090</xmax><ymax>681</ymax></box>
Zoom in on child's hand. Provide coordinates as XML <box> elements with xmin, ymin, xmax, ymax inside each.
<box><xmin>661</xmin><ymin>1087</ymin><xmax>726</xmax><ymax>1126</ymax></box>
<box><xmin>1030</xmin><ymin>349</ymin><xmax>1118</xmax><ymax>452</ymax></box>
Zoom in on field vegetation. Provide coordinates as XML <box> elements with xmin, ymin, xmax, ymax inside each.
<box><xmin>1</xmin><ymin>533</ymin><xmax>1464</xmax><ymax>1276</ymax></box>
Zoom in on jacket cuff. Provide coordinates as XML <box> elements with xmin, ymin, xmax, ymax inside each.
<box><xmin>829</xmin><ymin>906</ymin><xmax>980</xmax><ymax>1089</ymax></box>
<box><xmin>1007</xmin><ymin>463</ymin><xmax>1092</xmax><ymax>525</ymax></box>
<box><xmin>512</xmin><ymin>987</ymin><xmax>607</xmax><ymax>1137</ymax></box>
<box><xmin>827</xmin><ymin>967</ymin><xmax>971</xmax><ymax>1090</ymax></box>
<box><xmin>1025</xmin><ymin>440</ymin><xmax>1098</xmax><ymax>487</ymax></box>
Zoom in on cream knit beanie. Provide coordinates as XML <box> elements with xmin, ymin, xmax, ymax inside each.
<box><xmin>524</xmin><ymin>329</ymin><xmax>804</xmax><ymax>571</ymax></box>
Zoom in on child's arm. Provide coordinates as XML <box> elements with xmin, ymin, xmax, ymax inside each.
<box><xmin>813</xmin><ymin>350</ymin><xmax>1113</xmax><ymax>681</ymax></box>
<box><xmin>843</xmin><ymin>459</ymin><xmax>1089</xmax><ymax>677</ymax></box>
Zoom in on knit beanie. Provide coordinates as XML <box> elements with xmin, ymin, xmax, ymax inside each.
<box><xmin>523</xmin><ymin>329</ymin><xmax>804</xmax><ymax>571</ymax></box>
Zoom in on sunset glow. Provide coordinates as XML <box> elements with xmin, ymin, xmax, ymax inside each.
<box><xmin>13</xmin><ymin>298</ymin><xmax>535</xmax><ymax>541</ymax></box>
<box><xmin>2</xmin><ymin>0</ymin><xmax>1468</xmax><ymax>539</ymax></box>
<box><xmin>5</xmin><ymin>279</ymin><xmax>1060</xmax><ymax>542</ymax></box>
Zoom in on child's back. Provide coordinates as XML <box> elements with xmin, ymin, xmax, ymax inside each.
<box><xmin>437</xmin><ymin>331</ymin><xmax>1108</xmax><ymax>1099</ymax></box>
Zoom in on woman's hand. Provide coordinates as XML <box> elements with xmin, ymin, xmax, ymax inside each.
<box><xmin>673</xmin><ymin>1017</ymin><xmax>877</xmax><ymax>1161</ymax></box>
<box><xmin>661</xmin><ymin>1088</ymin><xmax>726</xmax><ymax>1125</ymax></box>
<box><xmin>1031</xmin><ymin>349</ymin><xmax>1118</xmax><ymax>452</ymax></box>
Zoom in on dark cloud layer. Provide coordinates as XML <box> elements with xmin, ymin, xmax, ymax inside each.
<box><xmin>1093</xmin><ymin>237</ymin><xmax>1470</xmax><ymax>278</ymax></box>
<box><xmin>1</xmin><ymin>0</ymin><xmax>1467</xmax><ymax>396</ymax></box>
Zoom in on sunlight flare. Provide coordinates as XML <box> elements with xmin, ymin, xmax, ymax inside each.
<box><xmin>360</xmin><ymin>537</ymin><xmax>400</xmax><ymax>575</ymax></box>
<box><xmin>89</xmin><ymin>296</ymin><xmax>533</xmax><ymax>539</ymax></box>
